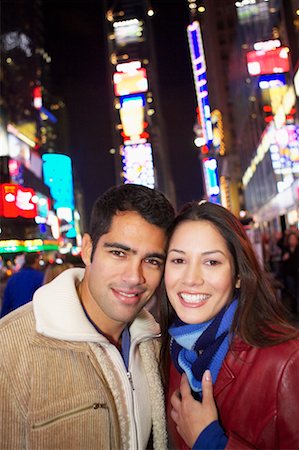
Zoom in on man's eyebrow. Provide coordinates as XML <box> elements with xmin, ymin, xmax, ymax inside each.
<box><xmin>147</xmin><ymin>252</ymin><xmax>166</xmax><ymax>261</ymax></box>
<box><xmin>103</xmin><ymin>242</ymin><xmax>165</xmax><ymax>260</ymax></box>
<box><xmin>103</xmin><ymin>242</ymin><xmax>133</xmax><ymax>252</ymax></box>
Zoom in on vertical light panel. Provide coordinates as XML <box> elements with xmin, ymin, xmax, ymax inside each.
<box><xmin>121</xmin><ymin>143</ymin><xmax>155</xmax><ymax>188</ymax></box>
<box><xmin>187</xmin><ymin>21</ymin><xmax>213</xmax><ymax>146</ymax></box>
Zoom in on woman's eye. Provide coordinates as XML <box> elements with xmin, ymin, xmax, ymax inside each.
<box><xmin>206</xmin><ymin>260</ymin><xmax>219</xmax><ymax>266</ymax></box>
<box><xmin>171</xmin><ymin>258</ymin><xmax>185</xmax><ymax>264</ymax></box>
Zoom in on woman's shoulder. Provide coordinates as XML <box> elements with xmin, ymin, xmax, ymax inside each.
<box><xmin>230</xmin><ymin>334</ymin><xmax>299</xmax><ymax>362</ymax></box>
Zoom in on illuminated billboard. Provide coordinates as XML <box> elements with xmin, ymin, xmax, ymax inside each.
<box><xmin>187</xmin><ymin>21</ymin><xmax>213</xmax><ymax>146</ymax></box>
<box><xmin>113</xmin><ymin>68</ymin><xmax>148</xmax><ymax>96</ymax></box>
<box><xmin>0</xmin><ymin>183</ymin><xmax>37</xmax><ymax>218</ymax></box>
<box><xmin>294</xmin><ymin>67</ymin><xmax>299</xmax><ymax>97</ymax></box>
<box><xmin>42</xmin><ymin>154</ymin><xmax>74</xmax><ymax>210</ymax></box>
<box><xmin>42</xmin><ymin>154</ymin><xmax>76</xmax><ymax>238</ymax></box>
<box><xmin>259</xmin><ymin>74</ymin><xmax>286</xmax><ymax>90</ymax></box>
<box><xmin>202</xmin><ymin>158</ymin><xmax>220</xmax><ymax>201</ymax></box>
<box><xmin>8</xmin><ymin>159</ymin><xmax>24</xmax><ymax>184</ymax></box>
<box><xmin>35</xmin><ymin>192</ymin><xmax>51</xmax><ymax>219</ymax></box>
<box><xmin>33</xmin><ymin>86</ymin><xmax>42</xmax><ymax>110</ymax></box>
<box><xmin>119</xmin><ymin>94</ymin><xmax>145</xmax><ymax>138</ymax></box>
<box><xmin>121</xmin><ymin>143</ymin><xmax>155</xmax><ymax>188</ymax></box>
<box><xmin>247</xmin><ymin>47</ymin><xmax>290</xmax><ymax>76</ymax></box>
<box><xmin>113</xmin><ymin>18</ymin><xmax>143</xmax><ymax>47</ymax></box>
<box><xmin>211</xmin><ymin>110</ymin><xmax>225</xmax><ymax>156</ymax></box>
<box><xmin>7</xmin><ymin>133</ymin><xmax>30</xmax><ymax>167</ymax></box>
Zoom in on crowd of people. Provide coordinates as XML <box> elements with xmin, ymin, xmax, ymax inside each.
<box><xmin>0</xmin><ymin>184</ymin><xmax>298</xmax><ymax>450</ymax></box>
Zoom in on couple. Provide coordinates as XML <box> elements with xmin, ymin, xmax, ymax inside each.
<box><xmin>1</xmin><ymin>184</ymin><xmax>298</xmax><ymax>450</ymax></box>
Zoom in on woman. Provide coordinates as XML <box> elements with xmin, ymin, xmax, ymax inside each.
<box><xmin>160</xmin><ymin>201</ymin><xmax>299</xmax><ymax>450</ymax></box>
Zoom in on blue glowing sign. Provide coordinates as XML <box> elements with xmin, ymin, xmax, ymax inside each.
<box><xmin>42</xmin><ymin>154</ymin><xmax>75</xmax><ymax>210</ymax></box>
<box><xmin>259</xmin><ymin>74</ymin><xmax>286</xmax><ymax>89</ymax></box>
<box><xmin>120</xmin><ymin>94</ymin><xmax>145</xmax><ymax>108</ymax></box>
<box><xmin>187</xmin><ymin>21</ymin><xmax>213</xmax><ymax>146</ymax></box>
<box><xmin>203</xmin><ymin>158</ymin><xmax>220</xmax><ymax>201</ymax></box>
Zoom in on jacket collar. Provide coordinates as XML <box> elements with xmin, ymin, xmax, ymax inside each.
<box><xmin>33</xmin><ymin>267</ymin><xmax>160</xmax><ymax>344</ymax></box>
<box><xmin>214</xmin><ymin>336</ymin><xmax>251</xmax><ymax>396</ymax></box>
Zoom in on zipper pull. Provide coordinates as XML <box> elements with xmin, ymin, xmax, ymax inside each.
<box><xmin>127</xmin><ymin>371</ymin><xmax>135</xmax><ymax>390</ymax></box>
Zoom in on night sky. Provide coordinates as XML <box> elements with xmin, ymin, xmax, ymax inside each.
<box><xmin>42</xmin><ymin>0</ymin><xmax>204</xmax><ymax>219</ymax></box>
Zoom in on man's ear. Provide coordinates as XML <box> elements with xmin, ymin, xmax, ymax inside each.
<box><xmin>81</xmin><ymin>233</ymin><xmax>93</xmax><ymax>266</ymax></box>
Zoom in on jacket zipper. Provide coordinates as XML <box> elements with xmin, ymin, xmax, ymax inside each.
<box><xmin>126</xmin><ymin>370</ymin><xmax>138</xmax><ymax>449</ymax></box>
<box><xmin>32</xmin><ymin>402</ymin><xmax>108</xmax><ymax>429</ymax></box>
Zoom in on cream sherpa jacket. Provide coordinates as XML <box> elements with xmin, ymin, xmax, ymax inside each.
<box><xmin>0</xmin><ymin>268</ymin><xmax>167</xmax><ymax>450</ymax></box>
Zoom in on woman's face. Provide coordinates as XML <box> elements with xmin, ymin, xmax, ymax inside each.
<box><xmin>165</xmin><ymin>220</ymin><xmax>236</xmax><ymax>324</ymax></box>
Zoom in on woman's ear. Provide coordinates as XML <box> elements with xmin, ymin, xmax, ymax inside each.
<box><xmin>235</xmin><ymin>276</ymin><xmax>241</xmax><ymax>289</ymax></box>
<box><xmin>81</xmin><ymin>233</ymin><xmax>93</xmax><ymax>266</ymax></box>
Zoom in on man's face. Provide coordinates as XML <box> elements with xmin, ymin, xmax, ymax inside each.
<box><xmin>80</xmin><ymin>211</ymin><xmax>167</xmax><ymax>340</ymax></box>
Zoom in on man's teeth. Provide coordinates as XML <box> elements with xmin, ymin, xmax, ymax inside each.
<box><xmin>180</xmin><ymin>293</ymin><xmax>209</xmax><ymax>303</ymax></box>
<box><xmin>119</xmin><ymin>291</ymin><xmax>137</xmax><ymax>298</ymax></box>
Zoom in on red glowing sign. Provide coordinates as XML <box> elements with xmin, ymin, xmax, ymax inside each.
<box><xmin>247</xmin><ymin>47</ymin><xmax>290</xmax><ymax>76</ymax></box>
<box><xmin>0</xmin><ymin>183</ymin><xmax>37</xmax><ymax>218</ymax></box>
<box><xmin>33</xmin><ymin>86</ymin><xmax>42</xmax><ymax>109</ymax></box>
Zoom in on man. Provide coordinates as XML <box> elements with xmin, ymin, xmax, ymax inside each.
<box><xmin>1</xmin><ymin>252</ymin><xmax>43</xmax><ymax>317</ymax></box>
<box><xmin>0</xmin><ymin>184</ymin><xmax>175</xmax><ymax>450</ymax></box>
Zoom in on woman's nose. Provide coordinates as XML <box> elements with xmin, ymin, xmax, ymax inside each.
<box><xmin>183</xmin><ymin>263</ymin><xmax>204</xmax><ymax>286</ymax></box>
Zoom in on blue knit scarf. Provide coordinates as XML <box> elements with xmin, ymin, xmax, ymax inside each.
<box><xmin>169</xmin><ymin>300</ymin><xmax>237</xmax><ymax>399</ymax></box>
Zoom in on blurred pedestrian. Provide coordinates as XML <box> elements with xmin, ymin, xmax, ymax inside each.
<box><xmin>0</xmin><ymin>252</ymin><xmax>43</xmax><ymax>318</ymax></box>
<box><xmin>281</xmin><ymin>230</ymin><xmax>299</xmax><ymax>313</ymax></box>
<box><xmin>160</xmin><ymin>201</ymin><xmax>299</xmax><ymax>450</ymax></box>
<box><xmin>268</xmin><ymin>231</ymin><xmax>282</xmax><ymax>277</ymax></box>
<box><xmin>0</xmin><ymin>184</ymin><xmax>175</xmax><ymax>450</ymax></box>
<box><xmin>43</xmin><ymin>262</ymin><xmax>73</xmax><ymax>284</ymax></box>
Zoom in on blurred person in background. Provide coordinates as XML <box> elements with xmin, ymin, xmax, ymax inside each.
<box><xmin>0</xmin><ymin>184</ymin><xmax>175</xmax><ymax>450</ymax></box>
<box><xmin>43</xmin><ymin>262</ymin><xmax>73</xmax><ymax>284</ymax></box>
<box><xmin>268</xmin><ymin>230</ymin><xmax>282</xmax><ymax>277</ymax></box>
<box><xmin>0</xmin><ymin>252</ymin><xmax>43</xmax><ymax>318</ymax></box>
<box><xmin>160</xmin><ymin>201</ymin><xmax>299</xmax><ymax>450</ymax></box>
<box><xmin>280</xmin><ymin>230</ymin><xmax>299</xmax><ymax>314</ymax></box>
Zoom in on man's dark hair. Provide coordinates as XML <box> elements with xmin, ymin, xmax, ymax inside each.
<box><xmin>89</xmin><ymin>184</ymin><xmax>175</xmax><ymax>259</ymax></box>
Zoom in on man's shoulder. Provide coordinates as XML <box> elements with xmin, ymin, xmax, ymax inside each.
<box><xmin>0</xmin><ymin>302</ymin><xmax>35</xmax><ymax>339</ymax></box>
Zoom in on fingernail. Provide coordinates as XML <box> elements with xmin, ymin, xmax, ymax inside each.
<box><xmin>204</xmin><ymin>370</ymin><xmax>212</xmax><ymax>381</ymax></box>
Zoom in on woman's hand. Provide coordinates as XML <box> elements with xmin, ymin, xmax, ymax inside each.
<box><xmin>170</xmin><ymin>370</ymin><xmax>218</xmax><ymax>448</ymax></box>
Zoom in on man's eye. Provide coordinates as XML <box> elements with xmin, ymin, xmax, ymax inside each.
<box><xmin>145</xmin><ymin>258</ymin><xmax>163</xmax><ymax>267</ymax></box>
<box><xmin>111</xmin><ymin>250</ymin><xmax>125</xmax><ymax>257</ymax></box>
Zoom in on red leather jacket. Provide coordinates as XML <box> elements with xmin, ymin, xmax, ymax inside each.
<box><xmin>167</xmin><ymin>336</ymin><xmax>299</xmax><ymax>449</ymax></box>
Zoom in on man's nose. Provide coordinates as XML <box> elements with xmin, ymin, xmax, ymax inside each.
<box><xmin>121</xmin><ymin>260</ymin><xmax>145</xmax><ymax>285</ymax></box>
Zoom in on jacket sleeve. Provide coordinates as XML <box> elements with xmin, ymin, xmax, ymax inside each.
<box><xmin>276</xmin><ymin>346</ymin><xmax>299</xmax><ymax>449</ymax></box>
<box><xmin>0</xmin><ymin>362</ymin><xmax>26</xmax><ymax>449</ymax></box>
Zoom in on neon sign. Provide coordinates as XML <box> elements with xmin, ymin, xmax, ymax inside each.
<box><xmin>247</xmin><ymin>47</ymin><xmax>290</xmax><ymax>76</ymax></box>
<box><xmin>187</xmin><ymin>21</ymin><xmax>213</xmax><ymax>146</ymax></box>
<box><xmin>121</xmin><ymin>143</ymin><xmax>155</xmax><ymax>188</ymax></box>
<box><xmin>0</xmin><ymin>183</ymin><xmax>37</xmax><ymax>218</ymax></box>
<box><xmin>202</xmin><ymin>158</ymin><xmax>220</xmax><ymax>200</ymax></box>
<box><xmin>119</xmin><ymin>94</ymin><xmax>145</xmax><ymax>138</ymax></box>
<box><xmin>113</xmin><ymin>68</ymin><xmax>148</xmax><ymax>96</ymax></box>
